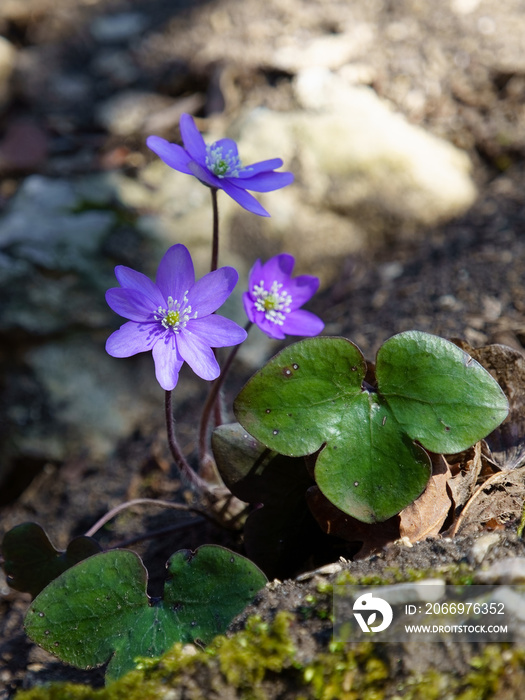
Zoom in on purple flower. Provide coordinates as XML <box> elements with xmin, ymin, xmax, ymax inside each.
<box><xmin>146</xmin><ymin>114</ymin><xmax>294</xmax><ymax>217</ymax></box>
<box><xmin>105</xmin><ymin>244</ymin><xmax>247</xmax><ymax>391</ymax></box>
<box><xmin>243</xmin><ymin>254</ymin><xmax>324</xmax><ymax>340</ymax></box>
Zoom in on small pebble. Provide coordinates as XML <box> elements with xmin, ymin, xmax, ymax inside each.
<box><xmin>296</xmin><ymin>563</ymin><xmax>343</xmax><ymax>581</ymax></box>
<box><xmin>352</xmin><ymin>579</ymin><xmax>446</xmax><ymax>606</ymax></box>
<box><xmin>475</xmin><ymin>557</ymin><xmax>525</xmax><ymax>584</ymax></box>
<box><xmin>468</xmin><ymin>532</ymin><xmax>501</xmax><ymax>566</ymax></box>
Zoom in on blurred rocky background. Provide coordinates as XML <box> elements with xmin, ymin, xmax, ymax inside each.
<box><xmin>0</xmin><ymin>0</ymin><xmax>524</xmax><ymax>501</ymax></box>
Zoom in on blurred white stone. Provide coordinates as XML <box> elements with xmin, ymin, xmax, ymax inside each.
<box><xmin>476</xmin><ymin>558</ymin><xmax>525</xmax><ymax>584</ymax></box>
<box><xmin>225</xmin><ymin>87</ymin><xmax>475</xmax><ymax>283</ymax></box>
<box><xmin>96</xmin><ymin>90</ymin><xmax>175</xmax><ymax>136</ymax></box>
<box><xmin>272</xmin><ymin>25</ymin><xmax>375</xmax><ymax>72</ymax></box>
<box><xmin>0</xmin><ymin>36</ymin><xmax>16</xmax><ymax>110</ymax></box>
<box><xmin>468</xmin><ymin>532</ymin><xmax>501</xmax><ymax>565</ymax></box>
<box><xmin>126</xmin><ymin>76</ymin><xmax>476</xmax><ymax>287</ymax></box>
<box><xmin>239</xmin><ymin>72</ymin><xmax>477</xmax><ymax>229</ymax></box>
<box><xmin>451</xmin><ymin>0</ymin><xmax>481</xmax><ymax>15</ymax></box>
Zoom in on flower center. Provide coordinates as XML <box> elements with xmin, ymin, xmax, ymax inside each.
<box><xmin>252</xmin><ymin>280</ymin><xmax>292</xmax><ymax>326</ymax></box>
<box><xmin>206</xmin><ymin>143</ymin><xmax>243</xmax><ymax>178</ymax></box>
<box><xmin>154</xmin><ymin>294</ymin><xmax>197</xmax><ymax>333</ymax></box>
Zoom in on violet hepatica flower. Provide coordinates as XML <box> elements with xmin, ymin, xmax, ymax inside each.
<box><xmin>146</xmin><ymin>114</ymin><xmax>294</xmax><ymax>217</ymax></box>
<box><xmin>243</xmin><ymin>254</ymin><xmax>324</xmax><ymax>340</ymax></box>
<box><xmin>105</xmin><ymin>244</ymin><xmax>247</xmax><ymax>391</ymax></box>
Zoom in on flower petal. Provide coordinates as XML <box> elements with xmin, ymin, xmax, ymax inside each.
<box><xmin>233</xmin><ymin>171</ymin><xmax>294</xmax><ymax>192</ymax></box>
<box><xmin>236</xmin><ymin>158</ymin><xmax>284</xmax><ymax>178</ymax></box>
<box><xmin>246</xmin><ymin>259</ymin><xmax>263</xmax><ymax>289</ymax></box>
<box><xmin>212</xmin><ymin>138</ymin><xmax>239</xmax><ymax>158</ymax></box>
<box><xmin>106</xmin><ymin>288</ymin><xmax>156</xmax><ymax>322</ymax></box>
<box><xmin>177</xmin><ymin>331</ymin><xmax>220</xmax><ymax>380</ymax></box>
<box><xmin>146</xmin><ymin>136</ymin><xmax>193</xmax><ymax>175</ymax></box>
<box><xmin>286</xmin><ymin>275</ymin><xmax>320</xmax><ymax>310</ymax></box>
<box><xmin>114</xmin><ymin>266</ymin><xmax>165</xmax><ymax>306</ymax></box>
<box><xmin>253</xmin><ymin>313</ymin><xmax>286</xmax><ymax>340</ymax></box>
<box><xmin>106</xmin><ymin>321</ymin><xmax>163</xmax><ymax>357</ymax></box>
<box><xmin>187</xmin><ymin>315</ymin><xmax>247</xmax><ymax>347</ymax></box>
<box><xmin>187</xmin><ymin>266</ymin><xmax>238</xmax><ymax>316</ymax></box>
<box><xmin>152</xmin><ymin>333</ymin><xmax>184</xmax><ymax>391</ymax></box>
<box><xmin>260</xmin><ymin>253</ymin><xmax>295</xmax><ymax>285</ymax></box>
<box><xmin>242</xmin><ymin>291</ymin><xmax>257</xmax><ymax>323</ymax></box>
<box><xmin>180</xmin><ymin>113</ymin><xmax>207</xmax><ymax>164</ymax></box>
<box><xmin>156</xmin><ymin>244</ymin><xmax>195</xmax><ymax>302</ymax></box>
<box><xmin>188</xmin><ymin>159</ymin><xmax>221</xmax><ymax>188</ymax></box>
<box><xmin>220</xmin><ymin>180</ymin><xmax>270</xmax><ymax>217</ymax></box>
<box><xmin>281</xmin><ymin>309</ymin><xmax>324</xmax><ymax>337</ymax></box>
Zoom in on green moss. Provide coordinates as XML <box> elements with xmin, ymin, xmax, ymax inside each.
<box><xmin>397</xmin><ymin>646</ymin><xmax>525</xmax><ymax>700</ymax></box>
<box><xmin>316</xmin><ymin>579</ymin><xmax>333</xmax><ymax>595</ymax></box>
<box><xmin>14</xmin><ymin>611</ymin><xmax>525</xmax><ymax>700</ymax></box>
<box><xmin>333</xmin><ymin>562</ymin><xmax>475</xmax><ymax>588</ymax></box>
<box><xmin>298</xmin><ymin>592</ymin><xmax>332</xmax><ymax>622</ymax></box>
<box><xmin>214</xmin><ymin>613</ymin><xmax>296</xmax><ymax>689</ymax></box>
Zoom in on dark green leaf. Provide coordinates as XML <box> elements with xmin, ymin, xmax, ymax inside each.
<box><xmin>25</xmin><ymin>546</ymin><xmax>267</xmax><ymax>683</ymax></box>
<box><xmin>2</xmin><ymin>522</ymin><xmax>101</xmax><ymax>597</ymax></box>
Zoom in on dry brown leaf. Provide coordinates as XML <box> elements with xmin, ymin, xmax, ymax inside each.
<box><xmin>448</xmin><ymin>466</ymin><xmax>525</xmax><ymax>536</ymax></box>
<box><xmin>446</xmin><ymin>441</ymin><xmax>483</xmax><ymax>518</ymax></box>
<box><xmin>399</xmin><ymin>454</ymin><xmax>452</xmax><ymax>543</ymax></box>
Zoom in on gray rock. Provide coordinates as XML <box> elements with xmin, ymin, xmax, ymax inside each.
<box><xmin>26</xmin><ymin>338</ymin><xmax>162</xmax><ymax>461</ymax></box>
<box><xmin>91</xmin><ymin>49</ymin><xmax>140</xmax><ymax>87</ymax></box>
<box><xmin>0</xmin><ymin>174</ymin><xmax>169</xmax><ymax>489</ymax></box>
<box><xmin>90</xmin><ymin>12</ymin><xmax>148</xmax><ymax>44</ymax></box>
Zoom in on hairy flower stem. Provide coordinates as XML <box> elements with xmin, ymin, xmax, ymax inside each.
<box><xmin>198</xmin><ymin>321</ymin><xmax>253</xmax><ymax>473</ymax></box>
<box><xmin>165</xmin><ymin>390</ymin><xmax>213</xmax><ymax>497</ymax></box>
<box><xmin>210</xmin><ymin>187</ymin><xmax>219</xmax><ymax>272</ymax></box>
<box><xmin>209</xmin><ymin>186</ymin><xmax>223</xmax><ymax>432</ymax></box>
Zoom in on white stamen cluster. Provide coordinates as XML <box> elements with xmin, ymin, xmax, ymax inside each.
<box><xmin>252</xmin><ymin>280</ymin><xmax>292</xmax><ymax>325</ymax></box>
<box><xmin>205</xmin><ymin>143</ymin><xmax>243</xmax><ymax>178</ymax></box>
<box><xmin>154</xmin><ymin>293</ymin><xmax>197</xmax><ymax>332</ymax></box>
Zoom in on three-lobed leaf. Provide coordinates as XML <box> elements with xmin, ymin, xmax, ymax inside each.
<box><xmin>234</xmin><ymin>332</ymin><xmax>509</xmax><ymax>523</ymax></box>
<box><xmin>25</xmin><ymin>545</ymin><xmax>267</xmax><ymax>682</ymax></box>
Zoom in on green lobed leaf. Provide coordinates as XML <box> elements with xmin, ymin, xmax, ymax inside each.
<box><xmin>234</xmin><ymin>333</ymin><xmax>509</xmax><ymax>523</ymax></box>
<box><xmin>314</xmin><ymin>392</ymin><xmax>431</xmax><ymax>522</ymax></box>
<box><xmin>25</xmin><ymin>546</ymin><xmax>267</xmax><ymax>683</ymax></box>
<box><xmin>234</xmin><ymin>337</ymin><xmax>366</xmax><ymax>456</ymax></box>
<box><xmin>2</xmin><ymin>522</ymin><xmax>101</xmax><ymax>598</ymax></box>
<box><xmin>375</xmin><ymin>331</ymin><xmax>510</xmax><ymax>453</ymax></box>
